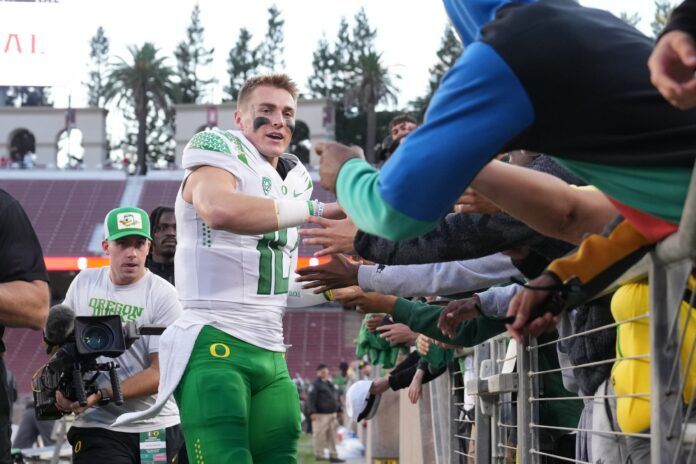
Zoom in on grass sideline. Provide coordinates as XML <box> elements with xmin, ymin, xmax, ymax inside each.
<box><xmin>298</xmin><ymin>433</ymin><xmax>322</xmax><ymax>463</ymax></box>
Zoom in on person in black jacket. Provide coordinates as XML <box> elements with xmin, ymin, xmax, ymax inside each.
<box><xmin>145</xmin><ymin>206</ymin><xmax>176</xmax><ymax>284</ymax></box>
<box><xmin>307</xmin><ymin>365</ymin><xmax>345</xmax><ymax>463</ymax></box>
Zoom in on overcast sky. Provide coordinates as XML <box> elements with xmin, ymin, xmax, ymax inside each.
<box><xmin>47</xmin><ymin>0</ymin><xmax>663</xmax><ymax>110</ymax></box>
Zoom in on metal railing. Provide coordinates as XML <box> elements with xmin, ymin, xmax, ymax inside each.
<box><xmin>443</xmin><ymin>162</ymin><xmax>696</xmax><ymax>464</ymax></box>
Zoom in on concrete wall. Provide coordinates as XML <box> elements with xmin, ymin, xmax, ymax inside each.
<box><xmin>366</xmin><ymin>387</ymin><xmax>400</xmax><ymax>463</ymax></box>
<box><xmin>0</xmin><ymin>98</ymin><xmax>333</xmax><ymax>171</ymax></box>
<box><xmin>0</xmin><ymin>107</ymin><xmax>107</xmax><ymax>168</ymax></box>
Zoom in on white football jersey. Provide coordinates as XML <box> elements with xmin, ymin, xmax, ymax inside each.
<box><xmin>174</xmin><ymin>129</ymin><xmax>313</xmax><ymax>350</ymax></box>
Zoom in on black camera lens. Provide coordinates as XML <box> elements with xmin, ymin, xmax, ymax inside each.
<box><xmin>82</xmin><ymin>325</ymin><xmax>113</xmax><ymax>351</ymax></box>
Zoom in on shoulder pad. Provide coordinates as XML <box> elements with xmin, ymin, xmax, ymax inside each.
<box><xmin>185</xmin><ymin>131</ymin><xmax>232</xmax><ymax>154</ymax></box>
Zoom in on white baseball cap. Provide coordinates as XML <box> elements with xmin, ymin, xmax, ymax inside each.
<box><xmin>346</xmin><ymin>380</ymin><xmax>382</xmax><ymax>422</ymax></box>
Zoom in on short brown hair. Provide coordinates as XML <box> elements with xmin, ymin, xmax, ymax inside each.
<box><xmin>237</xmin><ymin>74</ymin><xmax>299</xmax><ymax>109</ymax></box>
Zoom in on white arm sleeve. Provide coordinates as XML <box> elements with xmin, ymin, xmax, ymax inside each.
<box><xmin>286</xmin><ymin>274</ymin><xmax>331</xmax><ymax>308</ymax></box>
<box><xmin>356</xmin><ymin>253</ymin><xmax>520</xmax><ymax>298</ymax></box>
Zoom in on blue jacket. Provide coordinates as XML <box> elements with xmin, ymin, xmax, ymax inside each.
<box><xmin>337</xmin><ymin>0</ymin><xmax>696</xmax><ymax>241</ymax></box>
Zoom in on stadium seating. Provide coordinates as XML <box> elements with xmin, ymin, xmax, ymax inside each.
<box><xmin>283</xmin><ymin>309</ymin><xmax>356</xmax><ymax>379</ymax></box>
<box><xmin>0</xmin><ymin>179</ymin><xmax>125</xmax><ymax>256</ymax></box>
<box><xmin>3</xmin><ymin>328</ymin><xmax>47</xmax><ymax>395</ymax></box>
<box><xmin>137</xmin><ymin>180</ymin><xmax>181</xmax><ymax>214</ymax></box>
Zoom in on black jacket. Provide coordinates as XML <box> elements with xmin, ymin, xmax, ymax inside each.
<box><xmin>663</xmin><ymin>0</ymin><xmax>696</xmax><ymax>40</ymax></box>
<box><xmin>307</xmin><ymin>378</ymin><xmax>340</xmax><ymax>415</ymax></box>
<box><xmin>145</xmin><ymin>257</ymin><xmax>175</xmax><ymax>285</ymax></box>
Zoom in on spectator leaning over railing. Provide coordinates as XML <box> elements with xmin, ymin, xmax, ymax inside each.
<box><xmin>301</xmin><ymin>226</ymin><xmax>617</xmax><ymax>462</ymax></box>
<box><xmin>301</xmin><ymin>154</ymin><xmax>584</xmax><ymax>265</ymax></box>
<box><xmin>315</xmin><ymin>0</ymin><xmax>696</xmax><ymax>343</ymax></box>
<box><xmin>336</xmin><ymin>286</ymin><xmax>582</xmax><ymax>460</ymax></box>
<box><xmin>351</xmin><ymin>154</ymin><xmax>585</xmax><ymax>266</ymax></box>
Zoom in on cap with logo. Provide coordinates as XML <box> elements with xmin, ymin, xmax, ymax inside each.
<box><xmin>104</xmin><ymin>207</ymin><xmax>152</xmax><ymax>241</ymax></box>
<box><xmin>345</xmin><ymin>380</ymin><xmax>382</xmax><ymax>422</ymax></box>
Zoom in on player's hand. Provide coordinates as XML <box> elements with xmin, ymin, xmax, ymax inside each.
<box><xmin>300</xmin><ymin>216</ymin><xmax>358</xmax><ymax>257</ymax></box>
<box><xmin>316</xmin><ymin>142</ymin><xmax>365</xmax><ymax>193</ymax></box>
<box><xmin>506</xmin><ymin>273</ymin><xmax>561</xmax><ymax>344</ymax></box>
<box><xmin>649</xmin><ymin>30</ymin><xmax>696</xmax><ymax>109</ymax></box>
<box><xmin>454</xmin><ymin>188</ymin><xmax>501</xmax><ymax>215</ymax></box>
<box><xmin>295</xmin><ymin>254</ymin><xmax>360</xmax><ymax>293</ymax></box>
<box><xmin>437</xmin><ymin>297</ymin><xmax>481</xmax><ymax>339</ymax></box>
<box><xmin>416</xmin><ymin>335</ymin><xmax>431</xmax><ymax>356</ymax></box>
<box><xmin>376</xmin><ymin>323</ymin><xmax>418</xmax><ymax>345</ymax></box>
<box><xmin>365</xmin><ymin>313</ymin><xmax>387</xmax><ymax>332</ymax></box>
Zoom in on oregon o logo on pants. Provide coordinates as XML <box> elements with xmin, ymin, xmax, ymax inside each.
<box><xmin>74</xmin><ymin>440</ymin><xmax>82</xmax><ymax>453</ymax></box>
<box><xmin>210</xmin><ymin>342</ymin><xmax>231</xmax><ymax>358</ymax></box>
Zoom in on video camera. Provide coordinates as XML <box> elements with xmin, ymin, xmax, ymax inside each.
<box><xmin>32</xmin><ymin>305</ymin><xmax>165</xmax><ymax>420</ymax></box>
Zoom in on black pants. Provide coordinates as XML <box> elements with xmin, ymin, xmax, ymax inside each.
<box><xmin>67</xmin><ymin>424</ymin><xmax>186</xmax><ymax>464</ymax></box>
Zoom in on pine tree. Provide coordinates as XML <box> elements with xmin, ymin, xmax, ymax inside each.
<box><xmin>652</xmin><ymin>0</ymin><xmax>675</xmax><ymax>38</ymax></box>
<box><xmin>350</xmin><ymin>8</ymin><xmax>377</xmax><ymax>60</ymax></box>
<box><xmin>86</xmin><ymin>26</ymin><xmax>110</xmax><ymax>107</ymax></box>
<box><xmin>258</xmin><ymin>5</ymin><xmax>285</xmax><ymax>72</ymax></box>
<box><xmin>334</xmin><ymin>17</ymin><xmax>355</xmax><ymax>94</ymax></box>
<box><xmin>411</xmin><ymin>25</ymin><xmax>463</xmax><ymax>117</ymax></box>
<box><xmin>225</xmin><ymin>28</ymin><xmax>259</xmax><ymax>101</ymax></box>
<box><xmin>174</xmin><ymin>4</ymin><xmax>215</xmax><ymax>104</ymax></box>
<box><xmin>307</xmin><ymin>35</ymin><xmax>341</xmax><ymax>100</ymax></box>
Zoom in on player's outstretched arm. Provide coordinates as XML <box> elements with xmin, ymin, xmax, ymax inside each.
<box><xmin>185</xmin><ymin>166</ymin><xmax>323</xmax><ymax>235</ymax></box>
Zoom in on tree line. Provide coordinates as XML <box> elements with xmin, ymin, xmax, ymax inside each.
<box><xmin>1</xmin><ymin>1</ymin><xmax>678</xmax><ymax>174</ymax></box>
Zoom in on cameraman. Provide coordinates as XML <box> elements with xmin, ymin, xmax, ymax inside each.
<box><xmin>0</xmin><ymin>189</ymin><xmax>50</xmax><ymax>462</ymax></box>
<box><xmin>57</xmin><ymin>207</ymin><xmax>183</xmax><ymax>463</ymax></box>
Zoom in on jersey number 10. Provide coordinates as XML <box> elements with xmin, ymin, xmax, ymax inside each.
<box><xmin>256</xmin><ymin>229</ymin><xmax>289</xmax><ymax>295</ymax></box>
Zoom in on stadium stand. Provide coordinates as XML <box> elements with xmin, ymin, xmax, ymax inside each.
<box><xmin>0</xmin><ymin>179</ymin><xmax>125</xmax><ymax>256</ymax></box>
<box><xmin>4</xmin><ymin>328</ymin><xmax>47</xmax><ymax>395</ymax></box>
<box><xmin>137</xmin><ymin>180</ymin><xmax>180</xmax><ymax>214</ymax></box>
<box><xmin>283</xmin><ymin>309</ymin><xmax>357</xmax><ymax>379</ymax></box>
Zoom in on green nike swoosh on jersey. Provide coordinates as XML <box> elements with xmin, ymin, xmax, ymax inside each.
<box><xmin>292</xmin><ymin>190</ymin><xmax>304</xmax><ymax>197</ymax></box>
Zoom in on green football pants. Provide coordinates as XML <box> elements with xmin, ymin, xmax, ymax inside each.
<box><xmin>174</xmin><ymin>325</ymin><xmax>301</xmax><ymax>464</ymax></box>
